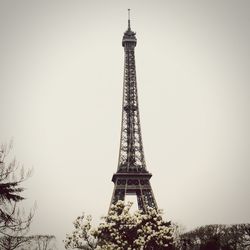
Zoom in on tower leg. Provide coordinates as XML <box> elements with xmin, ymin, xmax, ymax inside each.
<box><xmin>142</xmin><ymin>189</ymin><xmax>158</xmax><ymax>210</ymax></box>
<box><xmin>137</xmin><ymin>188</ymin><xmax>158</xmax><ymax>212</ymax></box>
<box><xmin>137</xmin><ymin>190</ymin><xmax>146</xmax><ymax>212</ymax></box>
<box><xmin>110</xmin><ymin>188</ymin><xmax>125</xmax><ymax>209</ymax></box>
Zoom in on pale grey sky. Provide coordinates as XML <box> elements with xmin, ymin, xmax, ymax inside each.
<box><xmin>0</xmin><ymin>0</ymin><xmax>250</xmax><ymax>248</ymax></box>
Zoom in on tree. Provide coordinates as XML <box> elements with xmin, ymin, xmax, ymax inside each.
<box><xmin>0</xmin><ymin>235</ymin><xmax>32</xmax><ymax>250</ymax></box>
<box><xmin>65</xmin><ymin>201</ymin><xmax>173</xmax><ymax>250</ymax></box>
<box><xmin>31</xmin><ymin>235</ymin><xmax>56</xmax><ymax>250</ymax></box>
<box><xmin>171</xmin><ymin>222</ymin><xmax>186</xmax><ymax>249</ymax></box>
<box><xmin>0</xmin><ymin>235</ymin><xmax>57</xmax><ymax>250</ymax></box>
<box><xmin>0</xmin><ymin>142</ymin><xmax>35</xmax><ymax>250</ymax></box>
<box><xmin>181</xmin><ymin>224</ymin><xmax>250</xmax><ymax>250</ymax></box>
<box><xmin>64</xmin><ymin>213</ymin><xmax>97</xmax><ymax>250</ymax></box>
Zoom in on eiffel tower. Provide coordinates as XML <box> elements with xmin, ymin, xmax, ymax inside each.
<box><xmin>110</xmin><ymin>10</ymin><xmax>158</xmax><ymax>212</ymax></box>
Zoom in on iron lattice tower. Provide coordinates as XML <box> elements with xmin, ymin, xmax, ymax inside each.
<box><xmin>110</xmin><ymin>10</ymin><xmax>158</xmax><ymax>212</ymax></box>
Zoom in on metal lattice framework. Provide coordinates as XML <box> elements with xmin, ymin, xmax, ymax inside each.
<box><xmin>110</xmin><ymin>11</ymin><xmax>158</xmax><ymax>212</ymax></box>
<box><xmin>118</xmin><ymin>34</ymin><xmax>145</xmax><ymax>172</ymax></box>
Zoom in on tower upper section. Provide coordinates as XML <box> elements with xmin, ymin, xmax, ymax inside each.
<box><xmin>117</xmin><ymin>10</ymin><xmax>147</xmax><ymax>173</ymax></box>
<box><xmin>122</xmin><ymin>9</ymin><xmax>137</xmax><ymax>48</ymax></box>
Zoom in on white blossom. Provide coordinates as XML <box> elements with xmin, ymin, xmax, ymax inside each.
<box><xmin>64</xmin><ymin>200</ymin><xmax>173</xmax><ymax>249</ymax></box>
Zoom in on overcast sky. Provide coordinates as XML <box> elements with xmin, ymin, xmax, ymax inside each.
<box><xmin>0</xmin><ymin>0</ymin><xmax>250</xmax><ymax>248</ymax></box>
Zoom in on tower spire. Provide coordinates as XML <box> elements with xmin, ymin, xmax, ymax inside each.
<box><xmin>128</xmin><ymin>8</ymin><xmax>131</xmax><ymax>30</ymax></box>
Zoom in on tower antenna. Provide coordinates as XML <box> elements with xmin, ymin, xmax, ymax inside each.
<box><xmin>128</xmin><ymin>8</ymin><xmax>131</xmax><ymax>30</ymax></box>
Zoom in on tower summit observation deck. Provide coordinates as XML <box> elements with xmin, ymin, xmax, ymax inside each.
<box><xmin>110</xmin><ymin>10</ymin><xmax>158</xmax><ymax>212</ymax></box>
